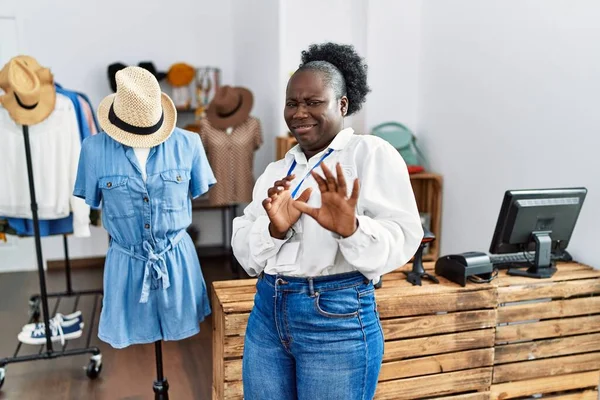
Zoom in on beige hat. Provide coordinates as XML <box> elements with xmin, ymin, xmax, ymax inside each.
<box><xmin>0</xmin><ymin>55</ymin><xmax>56</xmax><ymax>126</ymax></box>
<box><xmin>98</xmin><ymin>66</ymin><xmax>177</xmax><ymax>148</ymax></box>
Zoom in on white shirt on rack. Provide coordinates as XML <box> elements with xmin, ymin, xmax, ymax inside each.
<box><xmin>134</xmin><ymin>147</ymin><xmax>151</xmax><ymax>182</ymax></box>
<box><xmin>0</xmin><ymin>93</ymin><xmax>91</xmax><ymax>237</ymax></box>
<box><xmin>231</xmin><ymin>128</ymin><xmax>424</xmax><ymax>280</ymax></box>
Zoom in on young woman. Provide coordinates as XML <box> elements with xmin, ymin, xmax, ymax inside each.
<box><xmin>231</xmin><ymin>42</ymin><xmax>423</xmax><ymax>400</ymax></box>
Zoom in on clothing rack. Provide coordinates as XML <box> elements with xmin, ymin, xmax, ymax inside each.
<box><xmin>0</xmin><ymin>125</ymin><xmax>104</xmax><ymax>390</ymax></box>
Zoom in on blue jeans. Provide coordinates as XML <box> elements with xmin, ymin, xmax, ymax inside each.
<box><xmin>243</xmin><ymin>271</ymin><xmax>384</xmax><ymax>400</ymax></box>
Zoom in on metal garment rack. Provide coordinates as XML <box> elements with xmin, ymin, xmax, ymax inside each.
<box><xmin>0</xmin><ymin>125</ymin><xmax>104</xmax><ymax>390</ymax></box>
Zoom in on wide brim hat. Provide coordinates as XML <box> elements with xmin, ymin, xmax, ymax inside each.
<box><xmin>0</xmin><ymin>55</ymin><xmax>56</xmax><ymax>126</ymax></box>
<box><xmin>98</xmin><ymin>66</ymin><xmax>177</xmax><ymax>148</ymax></box>
<box><xmin>206</xmin><ymin>85</ymin><xmax>253</xmax><ymax>130</ymax></box>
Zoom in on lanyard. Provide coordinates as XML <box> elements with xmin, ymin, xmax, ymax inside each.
<box><xmin>287</xmin><ymin>148</ymin><xmax>334</xmax><ymax>198</ymax></box>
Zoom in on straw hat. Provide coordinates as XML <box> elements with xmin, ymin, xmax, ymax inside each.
<box><xmin>0</xmin><ymin>55</ymin><xmax>56</xmax><ymax>125</ymax></box>
<box><xmin>206</xmin><ymin>86</ymin><xmax>253</xmax><ymax>129</ymax></box>
<box><xmin>98</xmin><ymin>66</ymin><xmax>177</xmax><ymax>148</ymax></box>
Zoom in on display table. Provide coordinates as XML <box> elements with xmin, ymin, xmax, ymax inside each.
<box><xmin>491</xmin><ymin>262</ymin><xmax>600</xmax><ymax>400</ymax></box>
<box><xmin>211</xmin><ymin>262</ymin><xmax>600</xmax><ymax>400</ymax></box>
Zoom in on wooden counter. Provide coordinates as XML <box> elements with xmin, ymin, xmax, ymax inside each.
<box><xmin>212</xmin><ymin>262</ymin><xmax>600</xmax><ymax>400</ymax></box>
<box><xmin>491</xmin><ymin>263</ymin><xmax>600</xmax><ymax>400</ymax></box>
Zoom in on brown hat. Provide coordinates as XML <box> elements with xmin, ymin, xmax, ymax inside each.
<box><xmin>206</xmin><ymin>86</ymin><xmax>253</xmax><ymax>129</ymax></box>
<box><xmin>0</xmin><ymin>55</ymin><xmax>56</xmax><ymax>125</ymax></box>
<box><xmin>166</xmin><ymin>63</ymin><xmax>195</xmax><ymax>87</ymax></box>
<box><xmin>98</xmin><ymin>66</ymin><xmax>177</xmax><ymax>148</ymax></box>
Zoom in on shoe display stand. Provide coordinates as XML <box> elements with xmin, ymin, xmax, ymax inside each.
<box><xmin>0</xmin><ymin>125</ymin><xmax>104</xmax><ymax>390</ymax></box>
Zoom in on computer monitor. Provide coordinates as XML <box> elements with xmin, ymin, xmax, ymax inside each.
<box><xmin>489</xmin><ymin>187</ymin><xmax>587</xmax><ymax>278</ymax></box>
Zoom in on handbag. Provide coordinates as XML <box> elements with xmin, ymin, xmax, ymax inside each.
<box><xmin>370</xmin><ymin>122</ymin><xmax>427</xmax><ymax>169</ymax></box>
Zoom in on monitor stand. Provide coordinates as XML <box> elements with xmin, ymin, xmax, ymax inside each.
<box><xmin>507</xmin><ymin>232</ymin><xmax>557</xmax><ymax>278</ymax></box>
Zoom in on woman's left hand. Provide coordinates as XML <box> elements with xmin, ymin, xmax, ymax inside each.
<box><xmin>292</xmin><ymin>162</ymin><xmax>360</xmax><ymax>238</ymax></box>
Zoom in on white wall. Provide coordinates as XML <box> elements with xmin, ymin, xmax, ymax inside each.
<box><xmin>418</xmin><ymin>0</ymin><xmax>600</xmax><ymax>267</ymax></box>
<box><xmin>0</xmin><ymin>0</ymin><xmax>235</xmax><ymax>271</ymax></box>
<box><xmin>2</xmin><ymin>0</ymin><xmax>234</xmax><ymax>108</ymax></box>
<box><xmin>231</xmin><ymin>0</ymin><xmax>281</xmax><ymax>177</ymax></box>
<box><xmin>0</xmin><ymin>17</ymin><xmax>19</xmax><ymax>67</ymax></box>
<box><xmin>365</xmin><ymin>0</ymin><xmax>422</xmax><ymax>133</ymax></box>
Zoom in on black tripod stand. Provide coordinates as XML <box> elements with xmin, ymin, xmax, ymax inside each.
<box><xmin>153</xmin><ymin>341</ymin><xmax>169</xmax><ymax>399</ymax></box>
<box><xmin>404</xmin><ymin>225</ymin><xmax>439</xmax><ymax>286</ymax></box>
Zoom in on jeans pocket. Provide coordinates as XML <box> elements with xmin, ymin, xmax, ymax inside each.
<box><xmin>314</xmin><ymin>288</ymin><xmax>360</xmax><ymax>319</ymax></box>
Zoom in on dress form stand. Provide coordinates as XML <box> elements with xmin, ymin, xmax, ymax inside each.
<box><xmin>134</xmin><ymin>147</ymin><xmax>169</xmax><ymax>400</ymax></box>
<box><xmin>153</xmin><ymin>341</ymin><xmax>168</xmax><ymax>399</ymax></box>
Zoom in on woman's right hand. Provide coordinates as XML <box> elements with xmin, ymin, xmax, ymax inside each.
<box><xmin>262</xmin><ymin>175</ymin><xmax>312</xmax><ymax>239</ymax></box>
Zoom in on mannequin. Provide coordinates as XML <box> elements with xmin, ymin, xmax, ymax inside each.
<box><xmin>74</xmin><ymin>67</ymin><xmax>215</xmax><ymax>400</ymax></box>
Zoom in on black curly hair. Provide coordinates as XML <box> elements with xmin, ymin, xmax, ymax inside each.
<box><xmin>298</xmin><ymin>42</ymin><xmax>370</xmax><ymax>116</ymax></box>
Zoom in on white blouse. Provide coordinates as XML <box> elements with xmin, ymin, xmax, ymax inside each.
<box><xmin>0</xmin><ymin>94</ymin><xmax>90</xmax><ymax>237</ymax></box>
<box><xmin>231</xmin><ymin>128</ymin><xmax>424</xmax><ymax>280</ymax></box>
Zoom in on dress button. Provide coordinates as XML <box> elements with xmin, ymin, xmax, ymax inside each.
<box><xmin>144</xmin><ymin>224</ymin><xmax>150</xmax><ymax>229</ymax></box>
<box><xmin>176</xmin><ymin>176</ymin><xmax>182</xmax><ymax>182</ymax></box>
<box><xmin>143</xmin><ymin>197</ymin><xmax>149</xmax><ymax>203</ymax></box>
<box><xmin>107</xmin><ymin>182</ymin><xmax>112</xmax><ymax>188</ymax></box>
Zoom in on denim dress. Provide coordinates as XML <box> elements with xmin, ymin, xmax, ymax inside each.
<box><xmin>74</xmin><ymin>128</ymin><xmax>216</xmax><ymax>348</ymax></box>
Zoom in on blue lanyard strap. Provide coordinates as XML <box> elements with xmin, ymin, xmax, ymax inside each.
<box><xmin>287</xmin><ymin>148</ymin><xmax>334</xmax><ymax>199</ymax></box>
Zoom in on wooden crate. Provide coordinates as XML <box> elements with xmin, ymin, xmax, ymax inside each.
<box><xmin>410</xmin><ymin>173</ymin><xmax>442</xmax><ymax>260</ymax></box>
<box><xmin>274</xmin><ymin>137</ymin><xmax>443</xmax><ymax>260</ymax></box>
<box><xmin>212</xmin><ymin>262</ymin><xmax>495</xmax><ymax>400</ymax></box>
<box><xmin>491</xmin><ymin>263</ymin><xmax>600</xmax><ymax>400</ymax></box>
<box><xmin>373</xmin><ymin>265</ymin><xmax>495</xmax><ymax>400</ymax></box>
<box><xmin>276</xmin><ymin>135</ymin><xmax>296</xmax><ymax>160</ymax></box>
<box><xmin>212</xmin><ymin>278</ymin><xmax>255</xmax><ymax>400</ymax></box>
